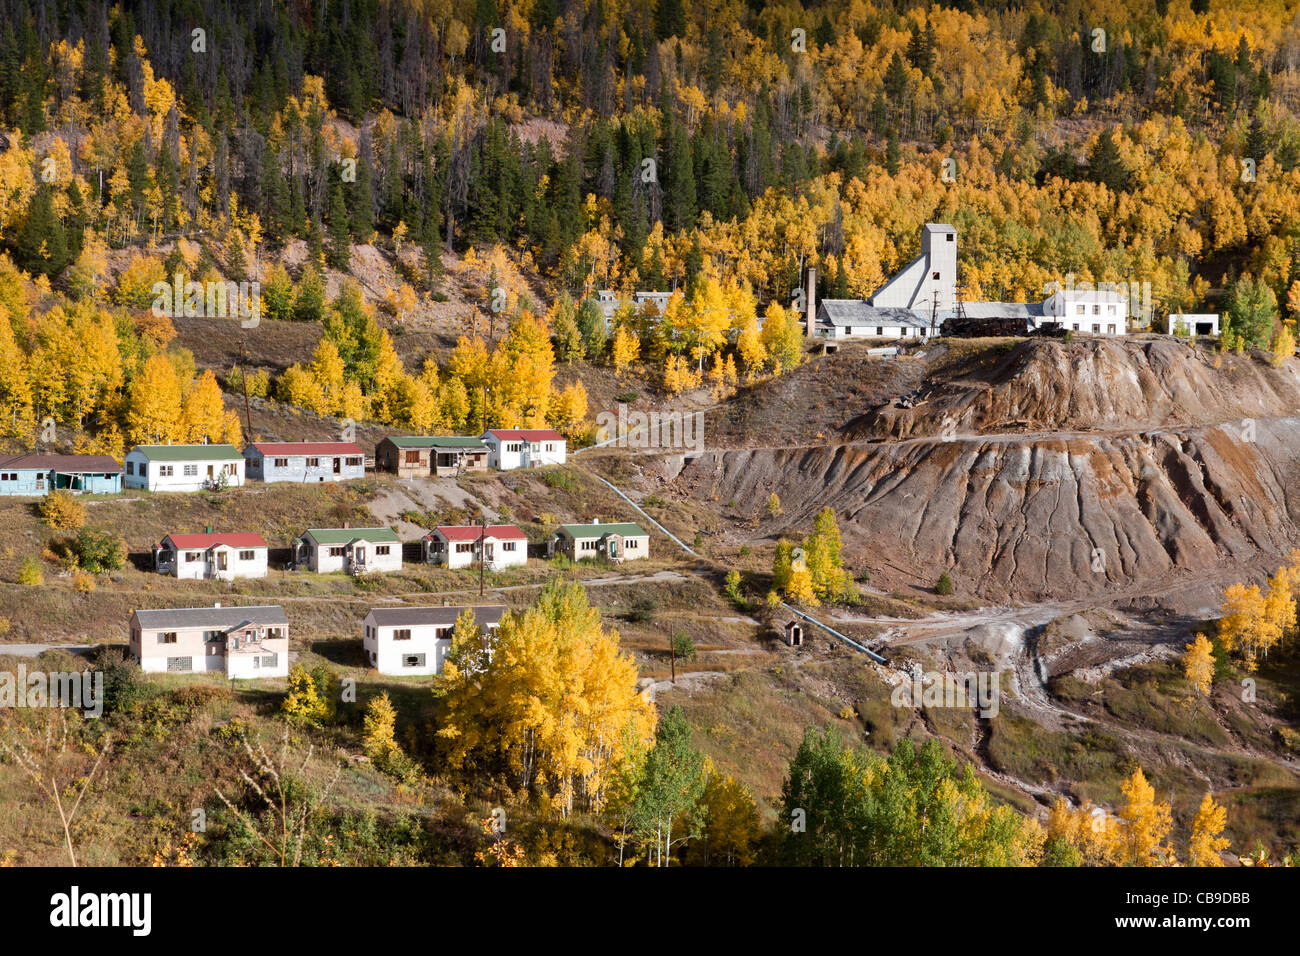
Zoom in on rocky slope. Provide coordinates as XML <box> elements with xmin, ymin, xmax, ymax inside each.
<box><xmin>851</xmin><ymin>337</ymin><xmax>1300</xmax><ymax>440</ymax></box>
<box><xmin>676</xmin><ymin>418</ymin><xmax>1300</xmax><ymax>600</ymax></box>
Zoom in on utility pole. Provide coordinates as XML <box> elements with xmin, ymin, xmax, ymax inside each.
<box><xmin>478</xmin><ymin>515</ymin><xmax>487</xmax><ymax>598</ymax></box>
<box><xmin>237</xmin><ymin>339</ymin><xmax>253</xmax><ymax>438</ymax></box>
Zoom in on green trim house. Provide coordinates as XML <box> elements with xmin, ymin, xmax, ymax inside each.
<box><xmin>550</xmin><ymin>521</ymin><xmax>649</xmax><ymax>563</ymax></box>
<box><xmin>124</xmin><ymin>444</ymin><xmax>244</xmax><ymax>491</ymax></box>
<box><xmin>292</xmin><ymin>527</ymin><xmax>403</xmax><ymax>574</ymax></box>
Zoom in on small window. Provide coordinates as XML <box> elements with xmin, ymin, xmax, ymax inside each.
<box><xmin>329</xmin><ymin>546</ymin><xmax>346</xmax><ymax>557</ymax></box>
<box><xmin>346</xmin><ymin>457</ymin><xmax>362</xmax><ymax>466</ymax></box>
<box><xmin>1092</xmin><ymin>324</ymin><xmax>1100</xmax><ymax>333</ymax></box>
<box><xmin>239</xmin><ymin>550</ymin><xmax>255</xmax><ymax>561</ymax></box>
<box><xmin>456</xmin><ymin>542</ymin><xmax>473</xmax><ymax>553</ymax></box>
<box><xmin>186</xmin><ymin>551</ymin><xmax>201</xmax><ymax>562</ymax></box>
<box><xmin>126</xmin><ymin>461</ymin><xmax>134</xmax><ymax>475</ymax></box>
<box><xmin>394</xmin><ymin>629</ymin><xmax>412</xmax><ymax>641</ymax></box>
<box><xmin>183</xmin><ymin>464</ymin><xmax>198</xmax><ymax>476</ymax></box>
<box><xmin>204</xmin><ymin>630</ymin><xmax>223</xmax><ymax>643</ymax></box>
<box><xmin>1076</xmin><ymin>304</ymin><xmax>1085</xmax><ymax>315</ymax></box>
<box><xmin>261</xmin><ymin>654</ymin><xmax>278</xmax><ymax>668</ymax></box>
<box><xmin>158</xmin><ymin>632</ymin><xmax>178</xmax><ymax>644</ymax></box>
<box><xmin>402</xmin><ymin>654</ymin><xmax>426</xmax><ymax>668</ymax></box>
<box><xmin>375</xmin><ymin>545</ymin><xmax>390</xmax><ymax>556</ymax></box>
<box><xmin>159</xmin><ymin>465</ymin><xmax>174</xmax><ymax>477</ymax></box>
<box><xmin>404</xmin><ymin>450</ymin><xmax>421</xmax><ymax>464</ymax></box>
<box><xmin>306</xmin><ymin>457</ymin><xmax>319</xmax><ymax>467</ymax></box>
<box><xmin>502</xmin><ymin>541</ymin><xmax>516</xmax><ymax>551</ymax></box>
<box><xmin>876</xmin><ymin>326</ymin><xmax>883</xmax><ymax>336</ymax></box>
<box><xmin>931</xmin><ymin>272</ymin><xmax>940</xmax><ymax>280</ymax></box>
<box><xmin>945</xmin><ymin>234</ymin><xmax>953</xmax><ymax>242</ymax></box>
<box><xmin>166</xmin><ymin>657</ymin><xmax>192</xmax><ymax>672</ymax></box>
<box><xmin>274</xmin><ymin>457</ymin><xmax>289</xmax><ymax>468</ymax></box>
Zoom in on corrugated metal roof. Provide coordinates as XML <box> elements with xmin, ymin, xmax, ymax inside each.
<box><xmin>0</xmin><ymin>454</ymin><xmax>122</xmax><ymax>473</ymax></box>
<box><xmin>385</xmin><ymin>435</ymin><xmax>486</xmax><ymax>449</ymax></box>
<box><xmin>301</xmin><ymin>527</ymin><xmax>400</xmax><ymax>545</ymax></box>
<box><xmin>161</xmin><ymin>532</ymin><xmax>268</xmax><ymax>550</ymax></box>
<box><xmin>430</xmin><ymin>524</ymin><xmax>527</xmax><ymax>542</ymax></box>
<box><xmin>133</xmin><ymin>605</ymin><xmax>287</xmax><ymax>629</ymax></box>
<box><xmin>247</xmin><ymin>442</ymin><xmax>363</xmax><ymax>456</ymax></box>
<box><xmin>558</xmin><ymin>522</ymin><xmax>647</xmax><ymax>538</ymax></box>
<box><xmin>366</xmin><ymin>604</ymin><xmax>508</xmax><ymax>628</ymax></box>
<box><xmin>817</xmin><ymin>301</ymin><xmax>929</xmax><ymax>328</ymax></box>
<box><xmin>485</xmin><ymin>429</ymin><xmax>565</xmax><ymax>442</ymax></box>
<box><xmin>129</xmin><ymin>444</ymin><xmax>242</xmax><ymax>462</ymax></box>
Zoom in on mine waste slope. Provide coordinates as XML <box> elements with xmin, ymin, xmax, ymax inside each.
<box><xmin>674</xmin><ymin>337</ymin><xmax>1300</xmax><ymax>602</ymax></box>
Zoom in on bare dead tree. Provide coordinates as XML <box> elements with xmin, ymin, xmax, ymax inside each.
<box><xmin>0</xmin><ymin>711</ymin><xmax>112</xmax><ymax>866</ymax></box>
<box><xmin>214</xmin><ymin>725</ymin><xmax>343</xmax><ymax>866</ymax></box>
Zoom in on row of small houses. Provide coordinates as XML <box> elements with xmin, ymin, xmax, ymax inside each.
<box><xmin>0</xmin><ymin>429</ymin><xmax>568</xmax><ymax>497</ymax></box>
<box><xmin>131</xmin><ymin>600</ymin><xmax>805</xmax><ymax>681</ymax></box>
<box><xmin>130</xmin><ymin>601</ymin><xmax>506</xmax><ymax>678</ymax></box>
<box><xmin>154</xmin><ymin>521</ymin><xmax>650</xmax><ymax>578</ymax></box>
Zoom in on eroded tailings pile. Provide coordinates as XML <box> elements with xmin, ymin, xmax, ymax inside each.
<box><xmin>680</xmin><ymin>418</ymin><xmax>1300</xmax><ymax>600</ymax></box>
<box><xmin>853</xmin><ymin>337</ymin><xmax>1300</xmax><ymax>440</ymax></box>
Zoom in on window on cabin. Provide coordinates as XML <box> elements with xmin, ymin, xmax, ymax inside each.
<box><xmin>261</xmin><ymin>654</ymin><xmax>277</xmax><ymax>668</ymax></box>
<box><xmin>204</xmin><ymin>630</ymin><xmax>222</xmax><ymax>643</ymax></box>
<box><xmin>402</xmin><ymin>654</ymin><xmax>426</xmax><ymax>668</ymax></box>
<box><xmin>346</xmin><ymin>457</ymin><xmax>362</xmax><ymax>466</ymax></box>
<box><xmin>306</xmin><ymin>458</ymin><xmax>319</xmax><ymax>467</ymax></box>
<box><xmin>394</xmin><ymin>629</ymin><xmax>412</xmax><ymax>641</ymax></box>
<box><xmin>159</xmin><ymin>465</ymin><xmax>173</xmax><ymax>477</ymax></box>
<box><xmin>404</xmin><ymin>450</ymin><xmax>421</xmax><ymax>464</ymax></box>
<box><xmin>931</xmin><ymin>272</ymin><xmax>940</xmax><ymax>280</ymax></box>
<box><xmin>239</xmin><ymin>550</ymin><xmax>255</xmax><ymax>561</ymax></box>
<box><xmin>506</xmin><ymin>442</ymin><xmax>522</xmax><ymax>452</ymax></box>
<box><xmin>158</xmin><ymin>632</ymin><xmax>178</xmax><ymax>644</ymax></box>
<box><xmin>375</xmin><ymin>545</ymin><xmax>390</xmax><ymax>556</ymax></box>
<box><xmin>502</xmin><ymin>541</ymin><xmax>516</xmax><ymax>551</ymax></box>
<box><xmin>328</xmin><ymin>546</ymin><xmax>346</xmax><ymax>557</ymax></box>
<box><xmin>456</xmin><ymin>542</ymin><xmax>473</xmax><ymax>553</ymax></box>
<box><xmin>185</xmin><ymin>552</ymin><xmax>201</xmax><ymax>562</ymax></box>
<box><xmin>273</xmin><ymin>458</ymin><xmax>288</xmax><ymax>468</ymax></box>
<box><xmin>183</xmin><ymin>464</ymin><xmax>197</xmax><ymax>476</ymax></box>
<box><xmin>126</xmin><ymin>462</ymin><xmax>134</xmax><ymax>475</ymax></box>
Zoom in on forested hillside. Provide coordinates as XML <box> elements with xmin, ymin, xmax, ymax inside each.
<box><xmin>4</xmin><ymin>0</ymin><xmax>1300</xmax><ymax>447</ymax></box>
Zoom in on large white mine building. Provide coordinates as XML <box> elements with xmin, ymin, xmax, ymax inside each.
<box><xmin>811</xmin><ymin>223</ymin><xmax>1131</xmax><ymax>340</ymax></box>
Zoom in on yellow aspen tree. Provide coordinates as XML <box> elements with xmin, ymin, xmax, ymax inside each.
<box><xmin>180</xmin><ymin>369</ymin><xmax>228</xmax><ymax>443</ymax></box>
<box><xmin>362</xmin><ymin>693</ymin><xmax>400</xmax><ymax>763</ymax></box>
<box><xmin>612</xmin><ymin>326</ymin><xmax>639</xmax><ymax>377</ymax></box>
<box><xmin>1216</xmin><ymin>582</ymin><xmax>1266</xmax><ymax>667</ymax></box>
<box><xmin>1186</xmin><ymin>793</ymin><xmax>1229</xmax><ymax>867</ymax></box>
<box><xmin>1118</xmin><ymin>768</ymin><xmax>1176</xmax><ymax>866</ymax></box>
<box><xmin>126</xmin><ymin>353</ymin><xmax>185</xmax><ymax>444</ymax></box>
<box><xmin>1182</xmin><ymin>633</ymin><xmax>1215</xmax><ymax>697</ymax></box>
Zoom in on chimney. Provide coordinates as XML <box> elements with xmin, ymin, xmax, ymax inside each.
<box><xmin>805</xmin><ymin>266</ymin><xmax>816</xmax><ymax>337</ymax></box>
